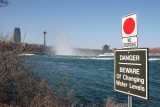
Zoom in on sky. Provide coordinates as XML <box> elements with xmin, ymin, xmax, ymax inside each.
<box><xmin>0</xmin><ymin>0</ymin><xmax>160</xmax><ymax>49</ymax></box>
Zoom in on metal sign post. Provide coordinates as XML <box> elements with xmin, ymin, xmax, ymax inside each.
<box><xmin>128</xmin><ymin>95</ymin><xmax>132</xmax><ymax>107</ymax></box>
<box><xmin>114</xmin><ymin>12</ymin><xmax>149</xmax><ymax>107</ymax></box>
<box><xmin>122</xmin><ymin>13</ymin><xmax>137</xmax><ymax>107</ymax></box>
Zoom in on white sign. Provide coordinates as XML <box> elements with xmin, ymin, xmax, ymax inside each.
<box><xmin>122</xmin><ymin>37</ymin><xmax>138</xmax><ymax>48</ymax></box>
<box><xmin>122</xmin><ymin>13</ymin><xmax>138</xmax><ymax>38</ymax></box>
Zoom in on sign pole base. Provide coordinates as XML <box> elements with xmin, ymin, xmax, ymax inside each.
<box><xmin>128</xmin><ymin>95</ymin><xmax>132</xmax><ymax>107</ymax></box>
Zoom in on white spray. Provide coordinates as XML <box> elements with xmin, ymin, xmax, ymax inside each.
<box><xmin>54</xmin><ymin>31</ymin><xmax>74</xmax><ymax>55</ymax></box>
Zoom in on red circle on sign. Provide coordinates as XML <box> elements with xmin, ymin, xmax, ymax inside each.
<box><xmin>123</xmin><ymin>18</ymin><xmax>135</xmax><ymax>35</ymax></box>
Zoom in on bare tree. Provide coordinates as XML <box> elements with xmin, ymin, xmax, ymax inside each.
<box><xmin>0</xmin><ymin>0</ymin><xmax>8</xmax><ymax>7</ymax></box>
<box><xmin>0</xmin><ymin>37</ymin><xmax>76</xmax><ymax>107</ymax></box>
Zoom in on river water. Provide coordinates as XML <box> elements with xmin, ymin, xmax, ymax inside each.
<box><xmin>27</xmin><ymin>55</ymin><xmax>160</xmax><ymax>107</ymax></box>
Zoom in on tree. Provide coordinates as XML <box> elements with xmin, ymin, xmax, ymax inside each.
<box><xmin>0</xmin><ymin>0</ymin><xmax>8</xmax><ymax>7</ymax></box>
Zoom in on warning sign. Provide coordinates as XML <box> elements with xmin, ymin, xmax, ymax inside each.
<box><xmin>121</xmin><ymin>13</ymin><xmax>138</xmax><ymax>49</ymax></box>
<box><xmin>122</xmin><ymin>13</ymin><xmax>138</xmax><ymax>37</ymax></box>
<box><xmin>114</xmin><ymin>48</ymin><xmax>148</xmax><ymax>100</ymax></box>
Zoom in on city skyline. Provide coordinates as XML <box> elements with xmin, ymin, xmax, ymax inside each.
<box><xmin>0</xmin><ymin>0</ymin><xmax>160</xmax><ymax>49</ymax></box>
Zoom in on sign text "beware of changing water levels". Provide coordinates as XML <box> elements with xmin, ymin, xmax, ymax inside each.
<box><xmin>114</xmin><ymin>49</ymin><xmax>148</xmax><ymax>100</ymax></box>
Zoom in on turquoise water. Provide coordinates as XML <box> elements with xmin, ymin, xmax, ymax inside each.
<box><xmin>28</xmin><ymin>55</ymin><xmax>160</xmax><ymax>107</ymax></box>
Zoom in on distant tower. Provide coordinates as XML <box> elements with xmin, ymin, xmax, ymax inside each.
<box><xmin>43</xmin><ymin>31</ymin><xmax>47</xmax><ymax>46</ymax></box>
<box><xmin>12</xmin><ymin>27</ymin><xmax>21</xmax><ymax>44</ymax></box>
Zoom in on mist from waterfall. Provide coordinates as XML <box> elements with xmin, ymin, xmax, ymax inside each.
<box><xmin>54</xmin><ymin>32</ymin><xmax>74</xmax><ymax>55</ymax></box>
<box><xmin>52</xmin><ymin>31</ymin><xmax>100</xmax><ymax>56</ymax></box>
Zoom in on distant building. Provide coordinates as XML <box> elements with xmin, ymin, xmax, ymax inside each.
<box><xmin>102</xmin><ymin>44</ymin><xmax>110</xmax><ymax>51</ymax></box>
<box><xmin>12</xmin><ymin>27</ymin><xmax>21</xmax><ymax>44</ymax></box>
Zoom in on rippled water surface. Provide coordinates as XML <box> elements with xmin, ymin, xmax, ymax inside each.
<box><xmin>27</xmin><ymin>55</ymin><xmax>160</xmax><ymax>107</ymax></box>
